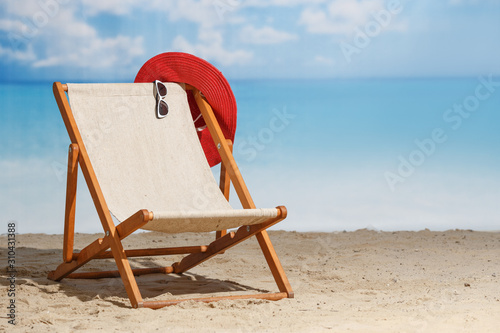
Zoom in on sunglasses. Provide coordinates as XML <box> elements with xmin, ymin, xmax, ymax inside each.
<box><xmin>155</xmin><ymin>80</ymin><xmax>169</xmax><ymax>118</ymax></box>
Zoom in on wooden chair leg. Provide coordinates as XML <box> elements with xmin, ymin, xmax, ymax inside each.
<box><xmin>255</xmin><ymin>230</ymin><xmax>294</xmax><ymax>298</ymax></box>
<box><xmin>63</xmin><ymin>143</ymin><xmax>79</xmax><ymax>263</ymax></box>
<box><xmin>48</xmin><ymin>210</ymin><xmax>153</xmax><ymax>308</ymax></box>
<box><xmin>107</xmin><ymin>229</ymin><xmax>144</xmax><ymax>308</ymax></box>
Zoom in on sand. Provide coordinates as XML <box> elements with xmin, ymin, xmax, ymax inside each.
<box><xmin>1</xmin><ymin>229</ymin><xmax>499</xmax><ymax>332</ymax></box>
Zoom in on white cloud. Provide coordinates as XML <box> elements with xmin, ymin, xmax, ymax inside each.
<box><xmin>0</xmin><ymin>18</ymin><xmax>37</xmax><ymax>61</ymax></box>
<box><xmin>299</xmin><ymin>8</ymin><xmax>343</xmax><ymax>34</ymax></box>
<box><xmin>79</xmin><ymin>0</ymin><xmax>243</xmax><ymax>28</ymax></box>
<box><xmin>1</xmin><ymin>0</ymin><xmax>45</xmax><ymax>16</ymax></box>
<box><xmin>0</xmin><ymin>44</ymin><xmax>36</xmax><ymax>62</ymax></box>
<box><xmin>313</xmin><ymin>55</ymin><xmax>335</xmax><ymax>65</ymax></box>
<box><xmin>240</xmin><ymin>25</ymin><xmax>298</xmax><ymax>44</ymax></box>
<box><xmin>153</xmin><ymin>0</ymin><xmax>222</xmax><ymax>28</ymax></box>
<box><xmin>0</xmin><ymin>18</ymin><xmax>25</xmax><ymax>32</ymax></box>
<box><xmin>299</xmin><ymin>0</ymin><xmax>403</xmax><ymax>36</ymax></box>
<box><xmin>0</xmin><ymin>0</ymin><xmax>254</xmax><ymax>72</ymax></box>
<box><xmin>47</xmin><ymin>8</ymin><xmax>97</xmax><ymax>39</ymax></box>
<box><xmin>33</xmin><ymin>35</ymin><xmax>144</xmax><ymax>68</ymax></box>
<box><xmin>172</xmin><ymin>30</ymin><xmax>252</xmax><ymax>66</ymax></box>
<box><xmin>0</xmin><ymin>0</ymin><xmax>144</xmax><ymax>70</ymax></box>
<box><xmin>45</xmin><ymin>0</ymin><xmax>229</xmax><ymax>26</ymax></box>
<box><xmin>149</xmin><ymin>1</ymin><xmax>258</xmax><ymax>67</ymax></box>
<box><xmin>328</xmin><ymin>0</ymin><xmax>383</xmax><ymax>25</ymax></box>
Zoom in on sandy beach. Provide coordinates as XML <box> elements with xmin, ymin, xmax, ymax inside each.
<box><xmin>1</xmin><ymin>229</ymin><xmax>499</xmax><ymax>332</ymax></box>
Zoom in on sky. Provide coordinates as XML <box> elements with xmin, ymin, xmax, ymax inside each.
<box><xmin>0</xmin><ymin>0</ymin><xmax>499</xmax><ymax>81</ymax></box>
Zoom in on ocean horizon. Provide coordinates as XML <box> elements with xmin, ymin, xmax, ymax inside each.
<box><xmin>1</xmin><ymin>77</ymin><xmax>499</xmax><ymax>234</ymax></box>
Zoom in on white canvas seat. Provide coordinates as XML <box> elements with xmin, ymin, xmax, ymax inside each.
<box><xmin>68</xmin><ymin>83</ymin><xmax>277</xmax><ymax>233</ymax></box>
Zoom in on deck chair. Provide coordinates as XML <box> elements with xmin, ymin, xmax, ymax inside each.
<box><xmin>48</xmin><ymin>80</ymin><xmax>293</xmax><ymax>309</ymax></box>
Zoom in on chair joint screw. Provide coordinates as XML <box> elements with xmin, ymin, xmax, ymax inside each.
<box><xmin>105</xmin><ymin>230</ymin><xmax>110</xmax><ymax>237</ymax></box>
<box><xmin>246</xmin><ymin>226</ymin><xmax>250</xmax><ymax>232</ymax></box>
<box><xmin>217</xmin><ymin>143</ymin><xmax>221</xmax><ymax>149</ymax></box>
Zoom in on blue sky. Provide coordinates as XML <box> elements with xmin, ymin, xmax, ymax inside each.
<box><xmin>1</xmin><ymin>0</ymin><xmax>499</xmax><ymax>81</ymax></box>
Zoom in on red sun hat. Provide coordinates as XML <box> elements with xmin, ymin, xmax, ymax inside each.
<box><xmin>135</xmin><ymin>52</ymin><xmax>237</xmax><ymax>167</ymax></box>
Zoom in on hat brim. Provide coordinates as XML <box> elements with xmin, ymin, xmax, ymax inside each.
<box><xmin>135</xmin><ymin>52</ymin><xmax>237</xmax><ymax>167</ymax></box>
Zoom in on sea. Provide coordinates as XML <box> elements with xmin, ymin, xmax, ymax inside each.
<box><xmin>1</xmin><ymin>77</ymin><xmax>500</xmax><ymax>234</ymax></box>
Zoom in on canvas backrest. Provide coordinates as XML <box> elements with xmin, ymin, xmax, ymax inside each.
<box><xmin>67</xmin><ymin>83</ymin><xmax>231</xmax><ymax>222</ymax></box>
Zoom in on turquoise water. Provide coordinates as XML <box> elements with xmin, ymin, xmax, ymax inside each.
<box><xmin>233</xmin><ymin>78</ymin><xmax>500</xmax><ymax>163</ymax></box>
<box><xmin>1</xmin><ymin>78</ymin><xmax>500</xmax><ymax>233</ymax></box>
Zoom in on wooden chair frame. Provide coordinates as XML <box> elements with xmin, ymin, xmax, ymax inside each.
<box><xmin>48</xmin><ymin>82</ymin><xmax>293</xmax><ymax>309</ymax></box>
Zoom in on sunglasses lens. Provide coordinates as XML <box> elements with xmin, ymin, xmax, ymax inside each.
<box><xmin>157</xmin><ymin>82</ymin><xmax>167</xmax><ymax>96</ymax></box>
<box><xmin>158</xmin><ymin>100</ymin><xmax>169</xmax><ymax>117</ymax></box>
